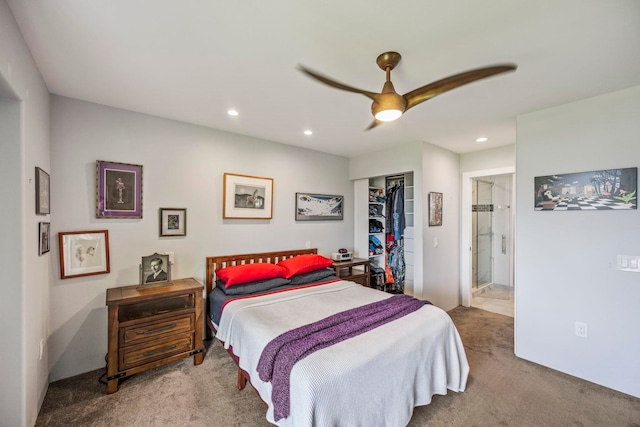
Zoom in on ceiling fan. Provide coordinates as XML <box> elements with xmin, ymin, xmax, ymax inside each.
<box><xmin>298</xmin><ymin>51</ymin><xmax>517</xmax><ymax>130</ymax></box>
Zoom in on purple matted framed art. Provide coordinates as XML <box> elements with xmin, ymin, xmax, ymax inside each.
<box><xmin>96</xmin><ymin>160</ymin><xmax>143</xmax><ymax>218</ymax></box>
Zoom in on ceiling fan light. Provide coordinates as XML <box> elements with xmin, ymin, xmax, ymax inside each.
<box><xmin>371</xmin><ymin>93</ymin><xmax>406</xmax><ymax>122</ymax></box>
<box><xmin>374</xmin><ymin>109</ymin><xmax>403</xmax><ymax>122</ymax></box>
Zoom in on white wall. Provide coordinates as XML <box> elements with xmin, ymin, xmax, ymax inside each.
<box><xmin>460</xmin><ymin>144</ymin><xmax>515</xmax><ymax>173</ymax></box>
<box><xmin>515</xmin><ymin>85</ymin><xmax>640</xmax><ymax>398</ymax></box>
<box><xmin>421</xmin><ymin>143</ymin><xmax>461</xmax><ymax>310</ymax></box>
<box><xmin>0</xmin><ymin>1</ymin><xmax>52</xmax><ymax>425</ymax></box>
<box><xmin>49</xmin><ymin>95</ymin><xmax>353</xmax><ymax>381</ymax></box>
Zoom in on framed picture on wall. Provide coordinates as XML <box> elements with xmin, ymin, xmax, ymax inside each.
<box><xmin>223</xmin><ymin>173</ymin><xmax>273</xmax><ymax>219</ymax></box>
<box><xmin>96</xmin><ymin>160</ymin><xmax>143</xmax><ymax>218</ymax></box>
<box><xmin>39</xmin><ymin>222</ymin><xmax>50</xmax><ymax>256</ymax></box>
<box><xmin>159</xmin><ymin>208</ymin><xmax>187</xmax><ymax>236</ymax></box>
<box><xmin>534</xmin><ymin>167</ymin><xmax>637</xmax><ymax>211</ymax></box>
<box><xmin>295</xmin><ymin>193</ymin><xmax>344</xmax><ymax>221</ymax></box>
<box><xmin>35</xmin><ymin>167</ymin><xmax>50</xmax><ymax>215</ymax></box>
<box><xmin>58</xmin><ymin>230</ymin><xmax>110</xmax><ymax>279</ymax></box>
<box><xmin>429</xmin><ymin>192</ymin><xmax>443</xmax><ymax>226</ymax></box>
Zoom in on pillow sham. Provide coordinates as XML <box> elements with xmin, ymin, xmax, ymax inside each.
<box><xmin>215</xmin><ymin>262</ymin><xmax>286</xmax><ymax>288</ymax></box>
<box><xmin>277</xmin><ymin>254</ymin><xmax>334</xmax><ymax>279</ymax></box>
<box><xmin>288</xmin><ymin>268</ymin><xmax>336</xmax><ymax>286</ymax></box>
<box><xmin>216</xmin><ymin>277</ymin><xmax>291</xmax><ymax>295</ymax></box>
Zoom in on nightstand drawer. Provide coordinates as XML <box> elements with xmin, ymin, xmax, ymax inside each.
<box><xmin>120</xmin><ymin>334</ymin><xmax>194</xmax><ymax>369</ymax></box>
<box><xmin>121</xmin><ymin>316</ymin><xmax>193</xmax><ymax>346</ymax></box>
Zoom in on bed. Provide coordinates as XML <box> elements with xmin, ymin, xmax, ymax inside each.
<box><xmin>205</xmin><ymin>248</ymin><xmax>469</xmax><ymax>427</ymax></box>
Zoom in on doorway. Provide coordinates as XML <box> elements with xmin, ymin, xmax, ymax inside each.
<box><xmin>461</xmin><ymin>167</ymin><xmax>515</xmax><ymax>317</ymax></box>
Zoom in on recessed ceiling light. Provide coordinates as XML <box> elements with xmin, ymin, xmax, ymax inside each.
<box><xmin>304</xmin><ymin>130</ymin><xmax>313</xmax><ymax>136</ymax></box>
<box><xmin>475</xmin><ymin>137</ymin><xmax>488</xmax><ymax>143</ymax></box>
<box><xmin>227</xmin><ymin>110</ymin><xmax>239</xmax><ymax>116</ymax></box>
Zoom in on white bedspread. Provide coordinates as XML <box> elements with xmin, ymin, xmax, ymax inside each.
<box><xmin>216</xmin><ymin>280</ymin><xmax>469</xmax><ymax>427</ymax></box>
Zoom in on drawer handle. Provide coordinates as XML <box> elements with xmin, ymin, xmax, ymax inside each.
<box><xmin>137</xmin><ymin>323</ymin><xmax>177</xmax><ymax>335</ymax></box>
<box><xmin>143</xmin><ymin>345</ymin><xmax>177</xmax><ymax>357</ymax></box>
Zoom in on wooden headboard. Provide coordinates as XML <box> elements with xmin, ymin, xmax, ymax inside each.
<box><xmin>204</xmin><ymin>248</ymin><xmax>318</xmax><ymax>338</ymax></box>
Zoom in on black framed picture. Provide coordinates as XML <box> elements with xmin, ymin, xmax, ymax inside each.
<box><xmin>39</xmin><ymin>222</ymin><xmax>50</xmax><ymax>255</ymax></box>
<box><xmin>160</xmin><ymin>208</ymin><xmax>187</xmax><ymax>236</ymax></box>
<box><xmin>295</xmin><ymin>192</ymin><xmax>344</xmax><ymax>221</ymax></box>
<box><xmin>35</xmin><ymin>167</ymin><xmax>50</xmax><ymax>215</ymax></box>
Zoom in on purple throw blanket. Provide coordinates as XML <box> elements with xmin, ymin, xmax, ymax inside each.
<box><xmin>257</xmin><ymin>294</ymin><xmax>429</xmax><ymax>421</ymax></box>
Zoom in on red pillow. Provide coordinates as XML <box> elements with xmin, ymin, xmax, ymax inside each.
<box><xmin>277</xmin><ymin>254</ymin><xmax>333</xmax><ymax>279</ymax></box>
<box><xmin>215</xmin><ymin>263</ymin><xmax>286</xmax><ymax>288</ymax></box>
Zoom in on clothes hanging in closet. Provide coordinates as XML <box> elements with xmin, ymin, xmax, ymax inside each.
<box><xmin>385</xmin><ymin>184</ymin><xmax>405</xmax><ymax>240</ymax></box>
<box><xmin>385</xmin><ymin>182</ymin><xmax>406</xmax><ymax>293</ymax></box>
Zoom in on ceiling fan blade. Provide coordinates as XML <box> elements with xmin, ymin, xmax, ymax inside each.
<box><xmin>297</xmin><ymin>64</ymin><xmax>378</xmax><ymax>101</ymax></box>
<box><xmin>403</xmin><ymin>64</ymin><xmax>517</xmax><ymax>111</ymax></box>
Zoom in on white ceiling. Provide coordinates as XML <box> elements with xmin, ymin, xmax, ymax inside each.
<box><xmin>7</xmin><ymin>0</ymin><xmax>640</xmax><ymax>158</ymax></box>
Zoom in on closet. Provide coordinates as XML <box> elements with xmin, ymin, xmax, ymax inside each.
<box><xmin>355</xmin><ymin>172</ymin><xmax>414</xmax><ymax>294</ymax></box>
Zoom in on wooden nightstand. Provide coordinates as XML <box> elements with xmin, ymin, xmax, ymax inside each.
<box><xmin>105</xmin><ymin>278</ymin><xmax>204</xmax><ymax>393</ymax></box>
<box><xmin>331</xmin><ymin>258</ymin><xmax>371</xmax><ymax>287</ymax></box>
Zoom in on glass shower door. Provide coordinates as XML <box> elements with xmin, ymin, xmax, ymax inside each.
<box><xmin>472</xmin><ymin>178</ymin><xmax>493</xmax><ymax>289</ymax></box>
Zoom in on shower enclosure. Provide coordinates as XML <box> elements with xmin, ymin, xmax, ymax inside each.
<box><xmin>472</xmin><ymin>175</ymin><xmax>512</xmax><ymax>290</ymax></box>
<box><xmin>472</xmin><ymin>178</ymin><xmax>493</xmax><ymax>288</ymax></box>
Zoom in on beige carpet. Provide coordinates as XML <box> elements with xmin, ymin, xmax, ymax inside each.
<box><xmin>36</xmin><ymin>307</ymin><xmax>640</xmax><ymax>426</ymax></box>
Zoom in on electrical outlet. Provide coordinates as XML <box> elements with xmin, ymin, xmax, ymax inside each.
<box><xmin>39</xmin><ymin>339</ymin><xmax>44</xmax><ymax>360</ymax></box>
<box><xmin>305</xmin><ymin>241</ymin><xmax>311</xmax><ymax>249</ymax></box>
<box><xmin>575</xmin><ymin>321</ymin><xmax>588</xmax><ymax>338</ymax></box>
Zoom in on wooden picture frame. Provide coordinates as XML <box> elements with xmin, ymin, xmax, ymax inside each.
<box><xmin>140</xmin><ymin>252</ymin><xmax>171</xmax><ymax>286</ymax></box>
<box><xmin>39</xmin><ymin>222</ymin><xmax>50</xmax><ymax>256</ymax></box>
<box><xmin>160</xmin><ymin>208</ymin><xmax>187</xmax><ymax>236</ymax></box>
<box><xmin>58</xmin><ymin>230</ymin><xmax>110</xmax><ymax>279</ymax></box>
<box><xmin>96</xmin><ymin>160</ymin><xmax>143</xmax><ymax>218</ymax></box>
<box><xmin>223</xmin><ymin>173</ymin><xmax>273</xmax><ymax>219</ymax></box>
<box><xmin>295</xmin><ymin>192</ymin><xmax>344</xmax><ymax>221</ymax></box>
<box><xmin>429</xmin><ymin>192</ymin><xmax>443</xmax><ymax>226</ymax></box>
<box><xmin>35</xmin><ymin>167</ymin><xmax>50</xmax><ymax>215</ymax></box>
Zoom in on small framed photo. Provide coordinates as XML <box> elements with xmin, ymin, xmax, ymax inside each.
<box><xmin>160</xmin><ymin>208</ymin><xmax>187</xmax><ymax>237</ymax></box>
<box><xmin>96</xmin><ymin>160</ymin><xmax>143</xmax><ymax>218</ymax></box>
<box><xmin>58</xmin><ymin>230</ymin><xmax>110</xmax><ymax>279</ymax></box>
<box><xmin>35</xmin><ymin>167</ymin><xmax>50</xmax><ymax>215</ymax></box>
<box><xmin>39</xmin><ymin>222</ymin><xmax>51</xmax><ymax>256</ymax></box>
<box><xmin>429</xmin><ymin>192</ymin><xmax>443</xmax><ymax>227</ymax></box>
<box><xmin>295</xmin><ymin>193</ymin><xmax>344</xmax><ymax>221</ymax></box>
<box><xmin>140</xmin><ymin>253</ymin><xmax>171</xmax><ymax>286</ymax></box>
<box><xmin>223</xmin><ymin>173</ymin><xmax>273</xmax><ymax>219</ymax></box>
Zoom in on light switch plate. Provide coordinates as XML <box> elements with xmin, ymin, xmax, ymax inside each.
<box><xmin>617</xmin><ymin>255</ymin><xmax>640</xmax><ymax>272</ymax></box>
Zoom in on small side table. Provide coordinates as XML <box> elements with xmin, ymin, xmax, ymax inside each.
<box><xmin>105</xmin><ymin>277</ymin><xmax>204</xmax><ymax>393</ymax></box>
<box><xmin>331</xmin><ymin>258</ymin><xmax>371</xmax><ymax>287</ymax></box>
